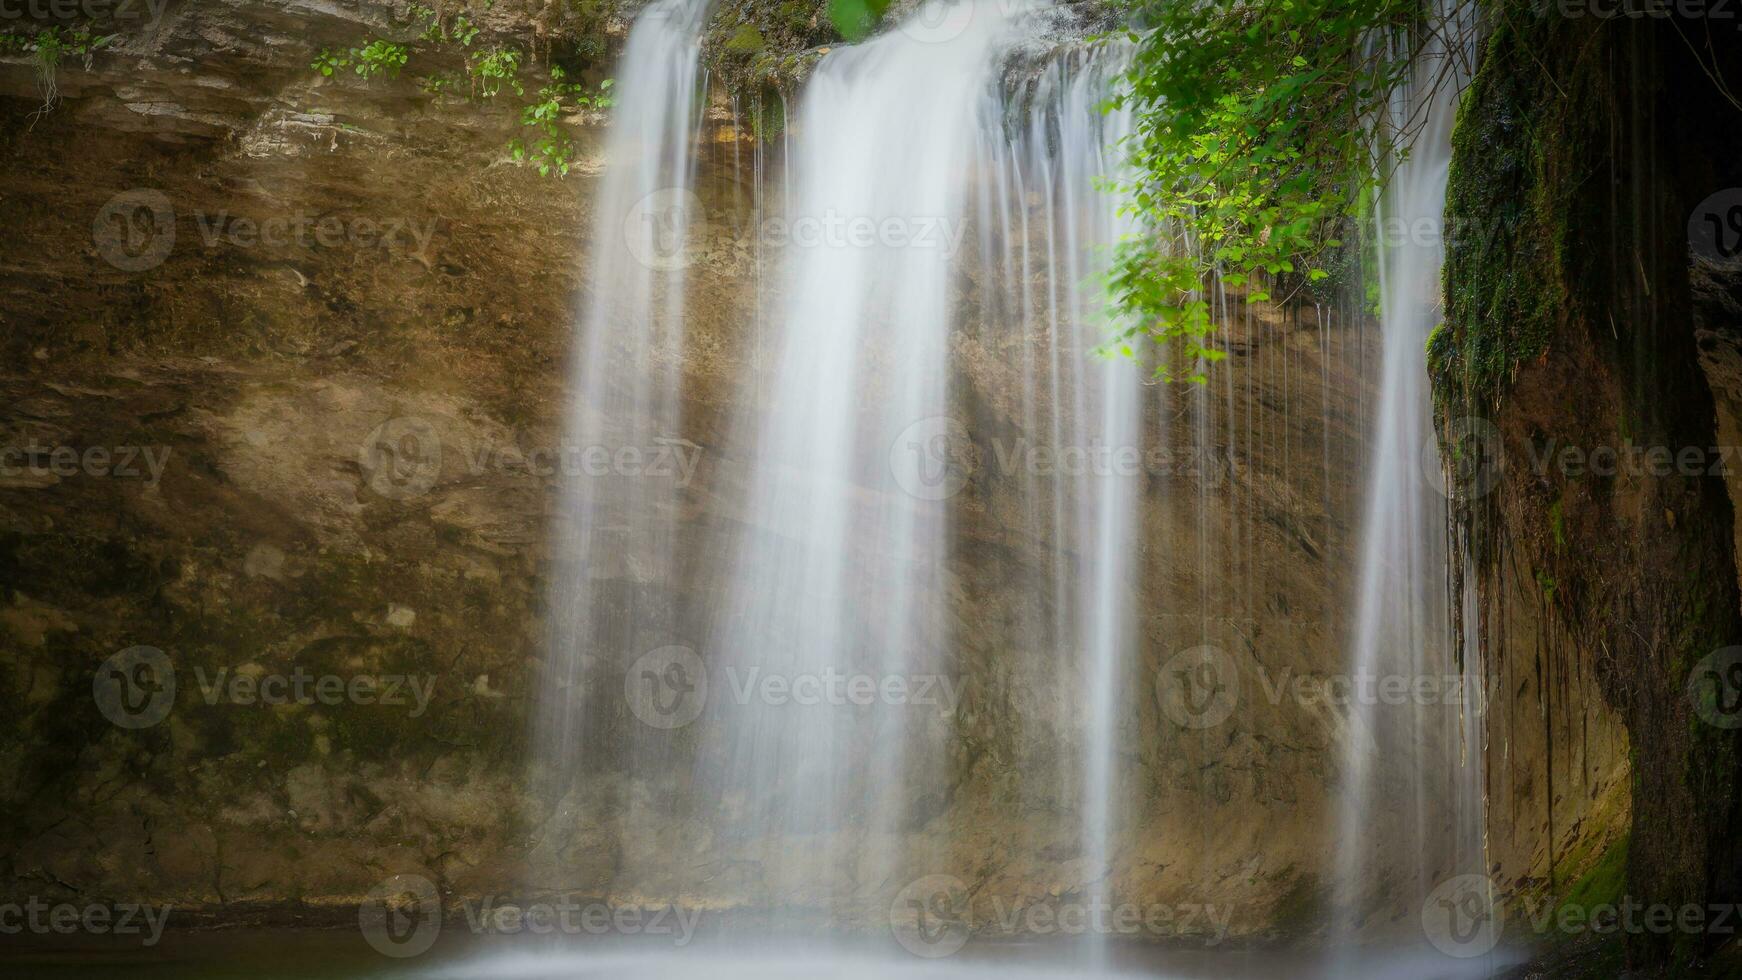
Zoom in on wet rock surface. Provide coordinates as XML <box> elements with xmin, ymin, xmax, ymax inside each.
<box><xmin>0</xmin><ymin>0</ymin><xmax>1395</xmax><ymax>944</ymax></box>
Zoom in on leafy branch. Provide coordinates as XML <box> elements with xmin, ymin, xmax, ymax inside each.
<box><xmin>1109</xmin><ymin>0</ymin><xmax>1474</xmax><ymax>382</ymax></box>
<box><xmin>312</xmin><ymin>38</ymin><xmax>410</xmax><ymax>79</ymax></box>
<box><xmin>510</xmin><ymin>68</ymin><xmax>614</xmax><ymax>177</ymax></box>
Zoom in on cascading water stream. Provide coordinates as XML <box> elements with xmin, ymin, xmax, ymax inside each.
<box><xmin>974</xmin><ymin>45</ymin><xmax>1141</xmax><ymax>963</ymax></box>
<box><xmin>1334</xmin><ymin>3</ymin><xmax>1483</xmax><ymax>955</ymax></box>
<box><xmin>524</xmin><ymin>0</ymin><xmax>1497</xmax><ymax>973</ymax></box>
<box><xmin>690</xmin><ymin>5</ymin><xmax>1152</xmax><ymax>942</ymax></box>
<box><xmin>534</xmin><ymin>0</ymin><xmax>713</xmax><ymax>888</ymax></box>
<box><xmin>531</xmin><ymin>0</ymin><xmax>1156</xmax><ymax>948</ymax></box>
<box><xmin>691</xmin><ymin>0</ymin><xmax>1034</xmax><ymax>921</ymax></box>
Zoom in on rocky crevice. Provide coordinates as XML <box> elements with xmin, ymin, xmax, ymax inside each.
<box><xmin>1434</xmin><ymin>4</ymin><xmax>1742</xmax><ymax>970</ymax></box>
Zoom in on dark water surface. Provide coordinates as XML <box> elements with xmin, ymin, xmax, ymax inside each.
<box><xmin>2</xmin><ymin>930</ymin><xmax>1527</xmax><ymax>979</ymax></box>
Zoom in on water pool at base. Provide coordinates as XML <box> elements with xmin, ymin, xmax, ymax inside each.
<box><xmin>5</xmin><ymin>931</ymin><xmax>1527</xmax><ymax>980</ymax></box>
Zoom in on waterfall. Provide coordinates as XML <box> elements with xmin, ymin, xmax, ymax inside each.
<box><xmin>690</xmin><ymin>0</ymin><xmax>1039</xmax><ymax>921</ymax></box>
<box><xmin>975</xmin><ymin>43</ymin><xmax>1142</xmax><ymax>963</ymax></box>
<box><xmin>688</xmin><ymin>2</ymin><xmax>1150</xmax><ymax>940</ymax></box>
<box><xmin>440</xmin><ymin>0</ymin><xmax>1542</xmax><ymax>969</ymax></box>
<box><xmin>529</xmin><ymin>0</ymin><xmax>1156</xmax><ymax>948</ymax></box>
<box><xmin>525</xmin><ymin>0</ymin><xmax>1506</xmax><ymax>970</ymax></box>
<box><xmin>535</xmin><ymin>0</ymin><xmax>713</xmax><ymax>884</ymax></box>
<box><xmin>1333</xmin><ymin>3</ymin><xmax>1484</xmax><ymax>955</ymax></box>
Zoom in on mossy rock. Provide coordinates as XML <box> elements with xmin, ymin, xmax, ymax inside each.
<box><xmin>725</xmin><ymin>22</ymin><xmax>767</xmax><ymax>54</ymax></box>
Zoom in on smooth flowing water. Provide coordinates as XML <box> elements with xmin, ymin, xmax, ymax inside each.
<box><xmin>522</xmin><ymin>0</ymin><xmax>1504</xmax><ymax>973</ymax></box>
<box><xmin>9</xmin><ymin>2</ymin><xmax>1524</xmax><ymax>960</ymax></box>
<box><xmin>1333</xmin><ymin>3</ymin><xmax>1485</xmax><ymax>951</ymax></box>
<box><xmin>689</xmin><ymin>0</ymin><xmax>1038</xmax><ymax>918</ymax></box>
<box><xmin>0</xmin><ymin>0</ymin><xmax>1566</xmax><ymax>974</ymax></box>
<box><xmin>532</xmin><ymin>0</ymin><xmax>1158</xmax><ymax>946</ymax></box>
<box><xmin>535</xmin><ymin>0</ymin><xmax>713</xmax><ymax>876</ymax></box>
<box><xmin>973</xmin><ymin>43</ymin><xmax>1142</xmax><ymax>963</ymax></box>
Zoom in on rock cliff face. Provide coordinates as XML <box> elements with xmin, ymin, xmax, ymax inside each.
<box><xmin>1</xmin><ymin>0</ymin><xmax>620</xmax><ymax>914</ymax></box>
<box><xmin>0</xmin><ymin>0</ymin><xmax>1396</xmax><ymax>943</ymax></box>
<box><xmin>1436</xmin><ymin>5</ymin><xmax>1742</xmax><ymax>969</ymax></box>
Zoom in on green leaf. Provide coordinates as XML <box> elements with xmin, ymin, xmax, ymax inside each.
<box><xmin>828</xmin><ymin>0</ymin><xmax>892</xmax><ymax>42</ymax></box>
